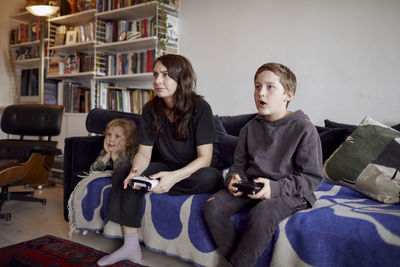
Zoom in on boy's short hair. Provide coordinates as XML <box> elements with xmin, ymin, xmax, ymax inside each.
<box><xmin>106</xmin><ymin>118</ymin><xmax>138</xmax><ymax>152</ymax></box>
<box><xmin>254</xmin><ymin>63</ymin><xmax>297</xmax><ymax>98</ymax></box>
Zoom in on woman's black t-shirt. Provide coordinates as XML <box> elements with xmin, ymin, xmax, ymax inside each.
<box><xmin>137</xmin><ymin>98</ymin><xmax>219</xmax><ymax>167</ymax></box>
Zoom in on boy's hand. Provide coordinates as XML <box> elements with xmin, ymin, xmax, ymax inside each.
<box><xmin>228</xmin><ymin>174</ymin><xmax>243</xmax><ymax>197</ymax></box>
<box><xmin>248</xmin><ymin>177</ymin><xmax>271</xmax><ymax>200</ymax></box>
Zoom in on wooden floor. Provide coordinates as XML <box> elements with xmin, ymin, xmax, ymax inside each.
<box><xmin>0</xmin><ymin>183</ymin><xmax>192</xmax><ymax>267</ymax></box>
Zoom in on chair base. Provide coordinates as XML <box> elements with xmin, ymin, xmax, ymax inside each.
<box><xmin>28</xmin><ymin>180</ymin><xmax>56</xmax><ymax>190</ymax></box>
<box><xmin>0</xmin><ymin>212</ymin><xmax>11</xmax><ymax>221</ymax></box>
<box><xmin>0</xmin><ymin>185</ymin><xmax>46</xmax><ymax>221</ymax></box>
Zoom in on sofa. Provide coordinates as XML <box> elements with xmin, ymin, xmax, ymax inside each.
<box><xmin>64</xmin><ymin>108</ymin><xmax>400</xmax><ymax>267</ymax></box>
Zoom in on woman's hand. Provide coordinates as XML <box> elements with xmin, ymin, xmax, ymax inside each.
<box><xmin>247</xmin><ymin>177</ymin><xmax>271</xmax><ymax>200</ymax></box>
<box><xmin>123</xmin><ymin>168</ymin><xmax>140</xmax><ymax>190</ymax></box>
<box><xmin>149</xmin><ymin>171</ymin><xmax>178</xmax><ymax>194</ymax></box>
<box><xmin>228</xmin><ymin>174</ymin><xmax>243</xmax><ymax>197</ymax></box>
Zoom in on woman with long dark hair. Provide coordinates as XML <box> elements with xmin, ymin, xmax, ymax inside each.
<box><xmin>98</xmin><ymin>54</ymin><xmax>224</xmax><ymax>266</ymax></box>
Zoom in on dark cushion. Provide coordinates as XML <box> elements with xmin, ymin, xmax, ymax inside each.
<box><xmin>86</xmin><ymin>108</ymin><xmax>141</xmax><ymax>134</ymax></box>
<box><xmin>319</xmin><ymin>128</ymin><xmax>351</xmax><ymax>162</ymax></box>
<box><xmin>323</xmin><ymin>116</ymin><xmax>400</xmax><ymax>203</ymax></box>
<box><xmin>324</xmin><ymin>119</ymin><xmax>357</xmax><ymax>132</ymax></box>
<box><xmin>214</xmin><ymin>115</ymin><xmax>227</xmax><ymax>135</ymax></box>
<box><xmin>392</xmin><ymin>123</ymin><xmax>400</xmax><ymax>131</ymax></box>
<box><xmin>316</xmin><ymin>126</ymin><xmax>329</xmax><ymax>134</ymax></box>
<box><xmin>324</xmin><ymin>119</ymin><xmax>400</xmax><ymax>134</ymax></box>
<box><xmin>217</xmin><ymin>133</ymin><xmax>238</xmax><ymax>168</ymax></box>
<box><xmin>220</xmin><ymin>113</ymin><xmax>257</xmax><ymax>136</ymax></box>
<box><xmin>1</xmin><ymin>104</ymin><xmax>63</xmax><ymax>136</ymax></box>
<box><xmin>0</xmin><ymin>139</ymin><xmax>57</xmax><ymax>160</ymax></box>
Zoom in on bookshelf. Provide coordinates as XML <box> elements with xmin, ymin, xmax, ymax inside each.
<box><xmin>9</xmin><ymin>1</ymin><xmax>179</xmax><ymax>151</ymax></box>
<box><xmin>46</xmin><ymin>0</ymin><xmax>179</xmax><ymax>115</ymax></box>
<box><xmin>9</xmin><ymin>12</ymin><xmax>53</xmax><ymax>104</ymax></box>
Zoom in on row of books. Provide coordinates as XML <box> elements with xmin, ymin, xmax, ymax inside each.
<box><xmin>105</xmin><ymin>49</ymin><xmax>155</xmax><ymax>76</ymax></box>
<box><xmin>13</xmin><ymin>46</ymin><xmax>45</xmax><ymax>61</ymax></box>
<box><xmin>108</xmin><ymin>86</ymin><xmax>154</xmax><ymax>113</ymax></box>
<box><xmin>10</xmin><ymin>22</ymin><xmax>47</xmax><ymax>44</ymax></box>
<box><xmin>63</xmin><ymin>82</ymin><xmax>91</xmax><ymax>113</ymax></box>
<box><xmin>97</xmin><ymin>17</ymin><xmax>156</xmax><ymax>44</ymax></box>
<box><xmin>53</xmin><ymin>23</ymin><xmax>95</xmax><ymax>46</ymax></box>
<box><xmin>95</xmin><ymin>82</ymin><xmax>154</xmax><ymax>114</ymax></box>
<box><xmin>47</xmin><ymin>52</ymin><xmax>93</xmax><ymax>76</ymax></box>
<box><xmin>97</xmin><ymin>0</ymin><xmax>178</xmax><ymax>13</ymax></box>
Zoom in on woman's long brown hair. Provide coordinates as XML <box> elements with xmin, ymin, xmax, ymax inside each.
<box><xmin>149</xmin><ymin>54</ymin><xmax>201</xmax><ymax>140</ymax></box>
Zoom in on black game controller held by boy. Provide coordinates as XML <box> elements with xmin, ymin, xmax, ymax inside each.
<box><xmin>233</xmin><ymin>180</ymin><xmax>264</xmax><ymax>195</ymax></box>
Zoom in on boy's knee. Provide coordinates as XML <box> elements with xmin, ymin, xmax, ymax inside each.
<box><xmin>204</xmin><ymin>196</ymin><xmax>221</xmax><ymax>220</ymax></box>
<box><xmin>206</xmin><ymin>196</ymin><xmax>215</xmax><ymax>202</ymax></box>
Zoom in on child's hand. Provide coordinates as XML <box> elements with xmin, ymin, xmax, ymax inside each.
<box><xmin>104</xmin><ymin>138</ymin><xmax>111</xmax><ymax>154</ymax></box>
<box><xmin>111</xmin><ymin>139</ymin><xmax>126</xmax><ymax>161</ymax></box>
<box><xmin>248</xmin><ymin>177</ymin><xmax>271</xmax><ymax>200</ymax></box>
<box><xmin>228</xmin><ymin>174</ymin><xmax>243</xmax><ymax>197</ymax></box>
<box><xmin>100</xmin><ymin>138</ymin><xmax>111</xmax><ymax>165</ymax></box>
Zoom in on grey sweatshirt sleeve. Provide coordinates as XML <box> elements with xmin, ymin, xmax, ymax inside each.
<box><xmin>225</xmin><ymin>127</ymin><xmax>250</xmax><ymax>185</ymax></box>
<box><xmin>269</xmin><ymin>127</ymin><xmax>323</xmax><ymax>204</ymax></box>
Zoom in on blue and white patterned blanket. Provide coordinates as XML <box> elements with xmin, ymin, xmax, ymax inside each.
<box><xmin>69</xmin><ymin>173</ymin><xmax>400</xmax><ymax>267</ymax></box>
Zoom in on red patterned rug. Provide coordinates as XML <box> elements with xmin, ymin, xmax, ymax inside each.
<box><xmin>0</xmin><ymin>235</ymin><xmax>146</xmax><ymax>266</ymax></box>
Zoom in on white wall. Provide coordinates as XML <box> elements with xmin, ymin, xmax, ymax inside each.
<box><xmin>0</xmin><ymin>0</ymin><xmax>26</xmax><ymax>108</ymax></box>
<box><xmin>179</xmin><ymin>0</ymin><xmax>400</xmax><ymax>126</ymax></box>
<box><xmin>1</xmin><ymin>0</ymin><xmax>399</xmax><ymax>127</ymax></box>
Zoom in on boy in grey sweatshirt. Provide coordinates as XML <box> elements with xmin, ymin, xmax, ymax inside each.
<box><xmin>204</xmin><ymin>62</ymin><xmax>323</xmax><ymax>267</ymax></box>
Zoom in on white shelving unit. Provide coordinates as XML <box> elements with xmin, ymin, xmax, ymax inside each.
<box><xmin>9</xmin><ymin>1</ymin><xmax>179</xmax><ymax>150</ymax></box>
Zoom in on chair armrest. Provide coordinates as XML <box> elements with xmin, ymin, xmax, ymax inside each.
<box><xmin>63</xmin><ymin>135</ymin><xmax>104</xmax><ymax>221</ymax></box>
<box><xmin>27</xmin><ymin>146</ymin><xmax>62</xmax><ymax>157</ymax></box>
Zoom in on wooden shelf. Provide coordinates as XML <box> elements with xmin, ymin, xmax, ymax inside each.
<box><xmin>48</xmin><ymin>41</ymin><xmax>96</xmax><ymax>53</ymax></box>
<box><xmin>95</xmin><ymin>37</ymin><xmax>157</xmax><ymax>53</ymax></box>
<box><xmin>10</xmin><ymin>12</ymin><xmax>38</xmax><ymax>22</ymax></box>
<box><xmin>47</xmin><ymin>71</ymin><xmax>100</xmax><ymax>79</ymax></box>
<box><xmin>49</xmin><ymin>9</ymin><xmax>97</xmax><ymax>26</ymax></box>
<box><xmin>10</xmin><ymin>39</ymin><xmax>51</xmax><ymax>48</ymax></box>
<box><xmin>96</xmin><ymin>2</ymin><xmax>178</xmax><ymax>21</ymax></box>
<box><xmin>14</xmin><ymin>57</ymin><xmax>50</xmax><ymax>69</ymax></box>
<box><xmin>94</xmin><ymin>72</ymin><xmax>153</xmax><ymax>81</ymax></box>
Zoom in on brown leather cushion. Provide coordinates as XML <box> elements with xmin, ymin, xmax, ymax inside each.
<box><xmin>0</xmin><ymin>159</ymin><xmax>22</xmax><ymax>169</ymax></box>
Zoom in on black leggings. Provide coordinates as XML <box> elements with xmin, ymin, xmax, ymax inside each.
<box><xmin>105</xmin><ymin>162</ymin><xmax>224</xmax><ymax>228</ymax></box>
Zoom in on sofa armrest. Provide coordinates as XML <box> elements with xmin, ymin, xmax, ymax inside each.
<box><xmin>63</xmin><ymin>135</ymin><xmax>104</xmax><ymax>221</ymax></box>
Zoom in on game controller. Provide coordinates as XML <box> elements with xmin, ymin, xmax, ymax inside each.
<box><xmin>129</xmin><ymin>176</ymin><xmax>159</xmax><ymax>190</ymax></box>
<box><xmin>233</xmin><ymin>180</ymin><xmax>263</xmax><ymax>195</ymax></box>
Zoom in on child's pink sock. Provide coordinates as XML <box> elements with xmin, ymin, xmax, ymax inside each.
<box><xmin>97</xmin><ymin>233</ymin><xmax>142</xmax><ymax>266</ymax></box>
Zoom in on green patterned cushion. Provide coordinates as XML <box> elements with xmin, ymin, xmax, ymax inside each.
<box><xmin>323</xmin><ymin>116</ymin><xmax>400</xmax><ymax>203</ymax></box>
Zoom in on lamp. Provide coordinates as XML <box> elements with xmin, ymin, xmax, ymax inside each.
<box><xmin>26</xmin><ymin>0</ymin><xmax>59</xmax><ymax>17</ymax></box>
<box><xmin>25</xmin><ymin>0</ymin><xmax>59</xmax><ymax>104</ymax></box>
<box><xmin>26</xmin><ymin>5</ymin><xmax>59</xmax><ymax>17</ymax></box>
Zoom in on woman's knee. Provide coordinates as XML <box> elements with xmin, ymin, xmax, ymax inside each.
<box><xmin>196</xmin><ymin>167</ymin><xmax>223</xmax><ymax>185</ymax></box>
<box><xmin>142</xmin><ymin>162</ymin><xmax>172</xmax><ymax>176</ymax></box>
<box><xmin>112</xmin><ymin>164</ymin><xmax>131</xmax><ymax>185</ymax></box>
